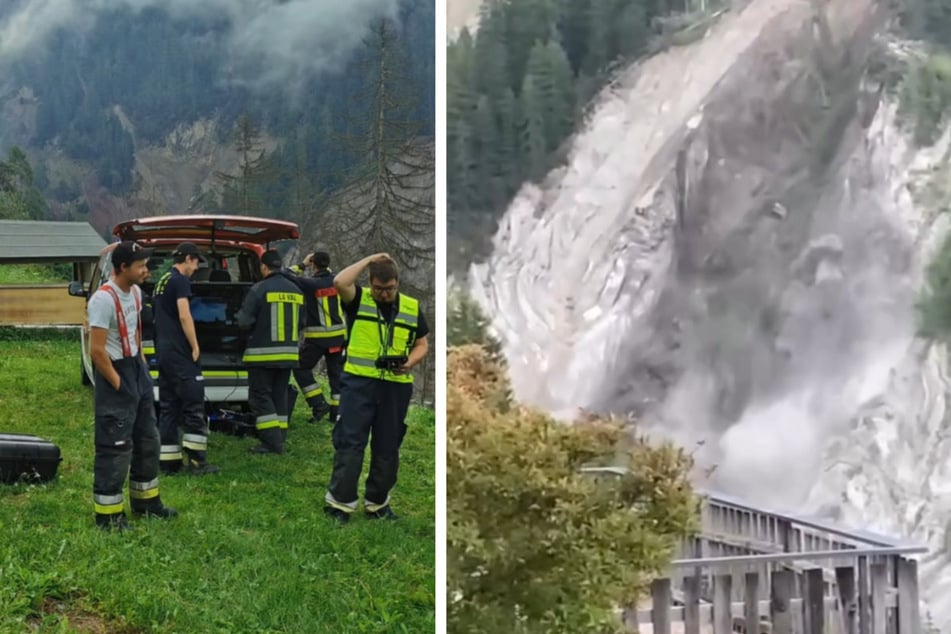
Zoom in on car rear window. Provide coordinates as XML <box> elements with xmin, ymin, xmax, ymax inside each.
<box><xmin>146</xmin><ymin>250</ymin><xmax>257</xmax><ymax>283</ymax></box>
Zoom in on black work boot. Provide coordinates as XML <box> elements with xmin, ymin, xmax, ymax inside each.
<box><xmin>183</xmin><ymin>450</ymin><xmax>221</xmax><ymax>475</ymax></box>
<box><xmin>249</xmin><ymin>445</ymin><xmax>282</xmax><ymax>454</ymax></box>
<box><xmin>186</xmin><ymin>461</ymin><xmax>221</xmax><ymax>475</ymax></box>
<box><xmin>159</xmin><ymin>461</ymin><xmax>182</xmax><ymax>476</ymax></box>
<box><xmin>131</xmin><ymin>497</ymin><xmax>178</xmax><ymax>520</ymax></box>
<box><xmin>96</xmin><ymin>512</ymin><xmax>133</xmax><ymax>532</ymax></box>
<box><xmin>249</xmin><ymin>428</ymin><xmax>284</xmax><ymax>454</ymax></box>
<box><xmin>323</xmin><ymin>506</ymin><xmax>350</xmax><ymax>524</ymax></box>
<box><xmin>329</xmin><ymin>406</ymin><xmax>338</xmax><ymax>423</ymax></box>
<box><xmin>365</xmin><ymin>506</ymin><xmax>398</xmax><ymax>521</ymax></box>
<box><xmin>310</xmin><ymin>400</ymin><xmax>331</xmax><ymax>423</ymax></box>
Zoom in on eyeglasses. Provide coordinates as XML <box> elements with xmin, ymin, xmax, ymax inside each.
<box><xmin>371</xmin><ymin>285</ymin><xmax>398</xmax><ymax>294</ymax></box>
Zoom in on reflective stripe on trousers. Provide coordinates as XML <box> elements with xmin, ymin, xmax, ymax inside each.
<box><xmin>93</xmin><ymin>493</ymin><xmax>123</xmax><ymax>515</ymax></box>
<box><xmin>255</xmin><ymin>414</ymin><xmax>287</xmax><ymax>430</ymax></box>
<box><xmin>324</xmin><ymin>491</ymin><xmax>358</xmax><ymax>513</ymax></box>
<box><xmin>129</xmin><ymin>477</ymin><xmax>159</xmax><ymax>500</ymax></box>
<box><xmin>181</xmin><ymin>433</ymin><xmax>207</xmax><ymax>451</ymax></box>
<box><xmin>160</xmin><ymin>444</ymin><xmax>183</xmax><ymax>462</ymax></box>
<box><xmin>302</xmin><ymin>383</ymin><xmax>322</xmax><ymax>399</ymax></box>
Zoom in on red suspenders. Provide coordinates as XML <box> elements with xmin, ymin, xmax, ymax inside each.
<box><xmin>100</xmin><ymin>284</ymin><xmax>142</xmax><ymax>358</ymax></box>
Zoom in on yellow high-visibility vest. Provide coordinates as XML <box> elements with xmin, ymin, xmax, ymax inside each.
<box><xmin>343</xmin><ymin>288</ymin><xmax>419</xmax><ymax>383</ymax></box>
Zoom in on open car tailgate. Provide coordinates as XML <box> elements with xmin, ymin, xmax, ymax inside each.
<box><xmin>114</xmin><ymin>215</ymin><xmax>299</xmax><ymax>246</ymax></box>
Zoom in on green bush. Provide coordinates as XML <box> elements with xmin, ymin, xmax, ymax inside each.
<box><xmin>447</xmin><ymin>345</ymin><xmax>699</xmax><ymax>633</ymax></box>
<box><xmin>0</xmin><ymin>263</ymin><xmax>72</xmax><ymax>285</ymax></box>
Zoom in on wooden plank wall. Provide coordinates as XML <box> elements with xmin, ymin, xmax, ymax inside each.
<box><xmin>0</xmin><ymin>286</ymin><xmax>85</xmax><ymax>326</ymax></box>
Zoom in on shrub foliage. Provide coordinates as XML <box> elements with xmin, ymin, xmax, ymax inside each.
<box><xmin>447</xmin><ymin>344</ymin><xmax>699</xmax><ymax>633</ymax></box>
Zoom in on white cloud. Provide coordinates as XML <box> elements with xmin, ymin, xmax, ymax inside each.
<box><xmin>0</xmin><ymin>0</ymin><xmax>401</xmax><ymax>89</ymax></box>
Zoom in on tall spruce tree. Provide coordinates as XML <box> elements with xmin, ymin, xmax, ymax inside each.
<box><xmin>215</xmin><ymin>115</ymin><xmax>281</xmax><ymax>216</ymax></box>
<box><xmin>324</xmin><ymin>17</ymin><xmax>434</xmax><ymax>290</ymax></box>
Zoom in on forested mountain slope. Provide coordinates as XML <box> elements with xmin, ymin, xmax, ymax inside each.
<box><xmin>0</xmin><ymin>0</ymin><xmax>434</xmax><ymax>237</ymax></box>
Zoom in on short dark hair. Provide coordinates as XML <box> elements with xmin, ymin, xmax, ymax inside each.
<box><xmin>261</xmin><ymin>250</ymin><xmax>283</xmax><ymax>271</ymax></box>
<box><xmin>312</xmin><ymin>251</ymin><xmax>330</xmax><ymax>268</ymax></box>
<box><xmin>368</xmin><ymin>257</ymin><xmax>398</xmax><ymax>284</ymax></box>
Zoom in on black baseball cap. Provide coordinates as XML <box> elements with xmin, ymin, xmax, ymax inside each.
<box><xmin>312</xmin><ymin>251</ymin><xmax>330</xmax><ymax>268</ymax></box>
<box><xmin>112</xmin><ymin>241</ymin><xmax>153</xmax><ymax>268</ymax></box>
<box><xmin>172</xmin><ymin>242</ymin><xmax>207</xmax><ymax>262</ymax></box>
<box><xmin>261</xmin><ymin>250</ymin><xmax>283</xmax><ymax>269</ymax></box>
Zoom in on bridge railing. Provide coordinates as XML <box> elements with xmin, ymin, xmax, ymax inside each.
<box><xmin>632</xmin><ymin>547</ymin><xmax>924</xmax><ymax>634</ymax></box>
<box><xmin>579</xmin><ymin>467</ymin><xmax>927</xmax><ymax>633</ymax></box>
<box><xmin>695</xmin><ymin>488</ymin><xmax>919</xmax><ymax>558</ymax></box>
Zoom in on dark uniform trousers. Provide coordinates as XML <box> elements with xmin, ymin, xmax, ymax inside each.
<box><xmin>249</xmin><ymin>367</ymin><xmax>292</xmax><ymax>453</ymax></box>
<box><xmin>157</xmin><ymin>352</ymin><xmax>206</xmax><ymax>471</ymax></box>
<box><xmin>328</xmin><ymin>373</ymin><xmax>413</xmax><ymax>510</ymax></box>
<box><xmin>293</xmin><ymin>341</ymin><xmax>344</xmax><ymax>418</ymax></box>
<box><xmin>93</xmin><ymin>357</ymin><xmax>164</xmax><ymax>519</ymax></box>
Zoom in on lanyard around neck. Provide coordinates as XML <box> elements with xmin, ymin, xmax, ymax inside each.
<box><xmin>375</xmin><ymin>297</ymin><xmax>398</xmax><ymax>351</ymax></box>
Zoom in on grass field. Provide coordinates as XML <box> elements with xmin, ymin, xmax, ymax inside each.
<box><xmin>0</xmin><ymin>333</ymin><xmax>435</xmax><ymax>633</ymax></box>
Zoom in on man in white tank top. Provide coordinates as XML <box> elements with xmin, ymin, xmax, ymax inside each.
<box><xmin>88</xmin><ymin>241</ymin><xmax>178</xmax><ymax>531</ymax></box>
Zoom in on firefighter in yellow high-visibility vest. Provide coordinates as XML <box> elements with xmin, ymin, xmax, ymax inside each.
<box><xmin>235</xmin><ymin>250</ymin><xmax>304</xmax><ymax>455</ymax></box>
<box><xmin>324</xmin><ymin>254</ymin><xmax>430</xmax><ymax>523</ymax></box>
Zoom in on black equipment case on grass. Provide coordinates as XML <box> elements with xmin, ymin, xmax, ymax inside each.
<box><xmin>0</xmin><ymin>433</ymin><xmax>62</xmax><ymax>484</ymax></box>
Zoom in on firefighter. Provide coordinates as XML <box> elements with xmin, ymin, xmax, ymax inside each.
<box><xmin>324</xmin><ymin>254</ymin><xmax>430</xmax><ymax>523</ymax></box>
<box><xmin>288</xmin><ymin>250</ymin><xmax>346</xmax><ymax>423</ymax></box>
<box><xmin>153</xmin><ymin>242</ymin><xmax>220</xmax><ymax>476</ymax></box>
<box><xmin>236</xmin><ymin>249</ymin><xmax>305</xmax><ymax>454</ymax></box>
<box><xmin>87</xmin><ymin>241</ymin><xmax>177</xmax><ymax>531</ymax></box>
